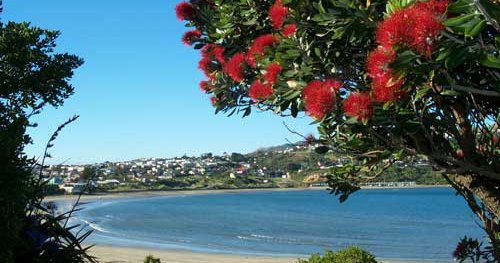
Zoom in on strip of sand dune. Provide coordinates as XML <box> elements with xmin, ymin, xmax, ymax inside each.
<box><xmin>89</xmin><ymin>245</ymin><xmax>431</xmax><ymax>263</ymax></box>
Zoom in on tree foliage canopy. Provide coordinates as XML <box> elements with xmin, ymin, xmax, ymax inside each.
<box><xmin>177</xmin><ymin>0</ymin><xmax>500</xmax><ymax>258</ymax></box>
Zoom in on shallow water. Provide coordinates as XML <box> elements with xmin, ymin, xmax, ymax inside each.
<box><xmin>72</xmin><ymin>188</ymin><xmax>483</xmax><ymax>261</ymax></box>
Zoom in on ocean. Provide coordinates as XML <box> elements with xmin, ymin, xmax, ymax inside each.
<box><xmin>70</xmin><ymin>187</ymin><xmax>484</xmax><ymax>262</ymax></box>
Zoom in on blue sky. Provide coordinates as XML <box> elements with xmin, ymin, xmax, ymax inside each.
<box><xmin>3</xmin><ymin>0</ymin><xmax>315</xmax><ymax>164</ymax></box>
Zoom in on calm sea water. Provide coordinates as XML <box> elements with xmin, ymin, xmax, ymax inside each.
<box><xmin>71</xmin><ymin>188</ymin><xmax>483</xmax><ymax>261</ymax></box>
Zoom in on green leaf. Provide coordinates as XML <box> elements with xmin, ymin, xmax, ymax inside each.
<box><xmin>314</xmin><ymin>47</ymin><xmax>322</xmax><ymax>58</ymax></box>
<box><xmin>447</xmin><ymin>0</ymin><xmax>474</xmax><ymax>13</ymax></box>
<box><xmin>391</xmin><ymin>50</ymin><xmax>418</xmax><ymax>69</ymax></box>
<box><xmin>436</xmin><ymin>47</ymin><xmax>453</xmax><ymax>61</ymax></box>
<box><xmin>465</xmin><ymin>19</ymin><xmax>486</xmax><ymax>37</ymax></box>
<box><xmin>480</xmin><ymin>54</ymin><xmax>500</xmax><ymax>69</ymax></box>
<box><xmin>441</xmin><ymin>89</ymin><xmax>461</xmax><ymax>96</ymax></box>
<box><xmin>283</xmin><ymin>70</ymin><xmax>298</xmax><ymax>77</ymax></box>
<box><xmin>445</xmin><ymin>46</ymin><xmax>469</xmax><ymax>68</ymax></box>
<box><xmin>444</xmin><ymin>13</ymin><xmax>476</xmax><ymax>27</ymax></box>
<box><xmin>345</xmin><ymin>116</ymin><xmax>359</xmax><ymax>124</ymax></box>
<box><xmin>291</xmin><ymin>102</ymin><xmax>299</xmax><ymax>118</ymax></box>
<box><xmin>415</xmin><ymin>86</ymin><xmax>431</xmax><ymax>99</ymax></box>
<box><xmin>383</xmin><ymin>101</ymin><xmax>393</xmax><ymax>110</ymax></box>
<box><xmin>283</xmin><ymin>90</ymin><xmax>302</xmax><ymax>100</ymax></box>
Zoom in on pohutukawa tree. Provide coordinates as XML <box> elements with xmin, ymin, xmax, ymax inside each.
<box><xmin>176</xmin><ymin>0</ymin><xmax>500</xmax><ymax>259</ymax></box>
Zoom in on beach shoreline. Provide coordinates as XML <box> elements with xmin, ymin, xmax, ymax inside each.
<box><xmin>44</xmin><ymin>184</ymin><xmax>448</xmax><ymax>202</ymax></box>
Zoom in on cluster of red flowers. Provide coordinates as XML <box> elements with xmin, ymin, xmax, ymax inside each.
<box><xmin>283</xmin><ymin>24</ymin><xmax>297</xmax><ymax>37</ymax></box>
<box><xmin>182</xmin><ymin>30</ymin><xmax>201</xmax><ymax>46</ymax></box>
<box><xmin>269</xmin><ymin>0</ymin><xmax>288</xmax><ymax>29</ymax></box>
<box><xmin>210</xmin><ymin>96</ymin><xmax>218</xmax><ymax>106</ymax></box>
<box><xmin>366</xmin><ymin>47</ymin><xmax>405</xmax><ymax>102</ymax></box>
<box><xmin>376</xmin><ymin>0</ymin><xmax>447</xmax><ymax>55</ymax></box>
<box><xmin>199</xmin><ymin>80</ymin><xmax>214</xmax><ymax>93</ymax></box>
<box><xmin>224</xmin><ymin>52</ymin><xmax>246</xmax><ymax>82</ymax></box>
<box><xmin>264</xmin><ymin>63</ymin><xmax>282</xmax><ymax>85</ymax></box>
<box><xmin>249</xmin><ymin>80</ymin><xmax>274</xmax><ymax>101</ymax></box>
<box><xmin>246</xmin><ymin>34</ymin><xmax>278</xmax><ymax>68</ymax></box>
<box><xmin>248</xmin><ymin>62</ymin><xmax>283</xmax><ymax>101</ymax></box>
<box><xmin>177</xmin><ymin>0</ymin><xmax>298</xmax><ymax>107</ymax></box>
<box><xmin>343</xmin><ymin>92</ymin><xmax>374</xmax><ymax>121</ymax></box>
<box><xmin>198</xmin><ymin>57</ymin><xmax>213</xmax><ymax>80</ymax></box>
<box><xmin>302</xmin><ymin>79</ymin><xmax>342</xmax><ymax>120</ymax></box>
<box><xmin>202</xmin><ymin>44</ymin><xmax>226</xmax><ymax>65</ymax></box>
<box><xmin>367</xmin><ymin>0</ymin><xmax>449</xmax><ymax>103</ymax></box>
<box><xmin>198</xmin><ymin>44</ymin><xmax>226</xmax><ymax>81</ymax></box>
<box><xmin>268</xmin><ymin>0</ymin><xmax>297</xmax><ymax>38</ymax></box>
<box><xmin>175</xmin><ymin>2</ymin><xmax>195</xmax><ymax>21</ymax></box>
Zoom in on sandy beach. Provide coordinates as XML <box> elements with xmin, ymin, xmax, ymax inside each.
<box><xmin>89</xmin><ymin>245</ymin><xmax>430</xmax><ymax>263</ymax></box>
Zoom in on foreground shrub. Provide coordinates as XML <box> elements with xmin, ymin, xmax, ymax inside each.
<box><xmin>0</xmin><ymin>3</ymin><xmax>93</xmax><ymax>262</ymax></box>
<box><xmin>298</xmin><ymin>247</ymin><xmax>378</xmax><ymax>263</ymax></box>
<box><xmin>144</xmin><ymin>255</ymin><xmax>162</xmax><ymax>263</ymax></box>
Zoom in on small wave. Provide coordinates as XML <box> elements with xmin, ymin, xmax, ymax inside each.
<box><xmin>81</xmin><ymin>219</ymin><xmax>110</xmax><ymax>233</ymax></box>
<box><xmin>250</xmin><ymin>234</ymin><xmax>273</xmax><ymax>239</ymax></box>
<box><xmin>237</xmin><ymin>234</ymin><xmax>299</xmax><ymax>244</ymax></box>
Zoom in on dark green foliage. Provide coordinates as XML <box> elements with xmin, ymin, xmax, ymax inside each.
<box><xmin>0</xmin><ymin>15</ymin><xmax>88</xmax><ymax>262</ymax></box>
<box><xmin>297</xmin><ymin>247</ymin><xmax>378</xmax><ymax>263</ymax></box>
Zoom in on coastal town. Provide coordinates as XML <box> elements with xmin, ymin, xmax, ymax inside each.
<box><xmin>39</xmin><ymin>143</ymin><xmax>437</xmax><ymax>194</ymax></box>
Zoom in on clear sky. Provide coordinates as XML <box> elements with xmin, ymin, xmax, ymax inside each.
<box><xmin>2</xmin><ymin>0</ymin><xmax>316</xmax><ymax>164</ymax></box>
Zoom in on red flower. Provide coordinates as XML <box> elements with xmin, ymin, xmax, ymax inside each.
<box><xmin>283</xmin><ymin>24</ymin><xmax>297</xmax><ymax>37</ymax></box>
<box><xmin>202</xmin><ymin>44</ymin><xmax>226</xmax><ymax>64</ymax></box>
<box><xmin>182</xmin><ymin>30</ymin><xmax>201</xmax><ymax>46</ymax></box>
<box><xmin>302</xmin><ymin>80</ymin><xmax>338</xmax><ymax>120</ymax></box>
<box><xmin>245</xmin><ymin>54</ymin><xmax>257</xmax><ymax>68</ymax></box>
<box><xmin>249</xmin><ymin>80</ymin><xmax>274</xmax><ymax>100</ymax></box>
<box><xmin>371</xmin><ymin>74</ymin><xmax>405</xmax><ymax>102</ymax></box>
<box><xmin>224</xmin><ymin>52</ymin><xmax>246</xmax><ymax>82</ymax></box>
<box><xmin>376</xmin><ymin>10</ymin><xmax>414</xmax><ymax>49</ymax></box>
<box><xmin>264</xmin><ymin>63</ymin><xmax>282</xmax><ymax>84</ymax></box>
<box><xmin>343</xmin><ymin>92</ymin><xmax>374</xmax><ymax>121</ymax></box>
<box><xmin>210</xmin><ymin>96</ymin><xmax>218</xmax><ymax>106</ymax></box>
<box><xmin>408</xmin><ymin>8</ymin><xmax>444</xmax><ymax>55</ymax></box>
<box><xmin>269</xmin><ymin>0</ymin><xmax>288</xmax><ymax>29</ymax></box>
<box><xmin>375</xmin><ymin>1</ymin><xmax>448</xmax><ymax>55</ymax></box>
<box><xmin>199</xmin><ymin>80</ymin><xmax>213</xmax><ymax>93</ymax></box>
<box><xmin>247</xmin><ymin>34</ymin><xmax>278</xmax><ymax>68</ymax></box>
<box><xmin>367</xmin><ymin>47</ymin><xmax>395</xmax><ymax>78</ymax></box>
<box><xmin>413</xmin><ymin>0</ymin><xmax>450</xmax><ymax>15</ymax></box>
<box><xmin>198</xmin><ymin>57</ymin><xmax>215</xmax><ymax>80</ymax></box>
<box><xmin>175</xmin><ymin>2</ymin><xmax>195</xmax><ymax>21</ymax></box>
<box><xmin>367</xmin><ymin>47</ymin><xmax>405</xmax><ymax>102</ymax></box>
<box><xmin>456</xmin><ymin>149</ymin><xmax>464</xmax><ymax>159</ymax></box>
